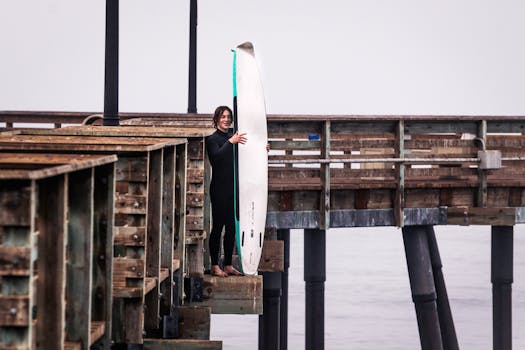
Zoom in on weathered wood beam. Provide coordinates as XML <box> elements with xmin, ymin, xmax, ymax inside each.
<box><xmin>189</xmin><ymin>275</ymin><xmax>262</xmax><ymax>314</ymax></box>
<box><xmin>66</xmin><ymin>168</ymin><xmax>94</xmax><ymax>347</ymax></box>
<box><xmin>266</xmin><ymin>207</ymin><xmax>523</xmax><ymax>228</ymax></box>
<box><xmin>258</xmin><ymin>240</ymin><xmax>284</xmax><ymax>272</ymax></box>
<box><xmin>477</xmin><ymin>120</ymin><xmax>488</xmax><ymax>207</ymax></box>
<box><xmin>143</xmin><ymin>339</ymin><xmax>222</xmax><ymax>350</ymax></box>
<box><xmin>178</xmin><ymin>306</ymin><xmax>211</xmax><ymax>340</ymax></box>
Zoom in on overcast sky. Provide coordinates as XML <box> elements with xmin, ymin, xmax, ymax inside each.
<box><xmin>1</xmin><ymin>1</ymin><xmax>525</xmax><ymax>115</ymax></box>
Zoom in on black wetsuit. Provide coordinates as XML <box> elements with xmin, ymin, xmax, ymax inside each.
<box><xmin>206</xmin><ymin>129</ymin><xmax>235</xmax><ymax>266</ymax></box>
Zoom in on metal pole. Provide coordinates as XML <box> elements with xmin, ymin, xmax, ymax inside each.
<box><xmin>425</xmin><ymin>226</ymin><xmax>459</xmax><ymax>350</ymax></box>
<box><xmin>278</xmin><ymin>229</ymin><xmax>290</xmax><ymax>350</ymax></box>
<box><xmin>103</xmin><ymin>0</ymin><xmax>119</xmax><ymax>126</ymax></box>
<box><xmin>491</xmin><ymin>225</ymin><xmax>513</xmax><ymax>350</ymax></box>
<box><xmin>187</xmin><ymin>0</ymin><xmax>198</xmax><ymax>113</ymax></box>
<box><xmin>304</xmin><ymin>229</ymin><xmax>325</xmax><ymax>350</ymax></box>
<box><xmin>258</xmin><ymin>271</ymin><xmax>281</xmax><ymax>350</ymax></box>
<box><xmin>402</xmin><ymin>226</ymin><xmax>443</xmax><ymax>350</ymax></box>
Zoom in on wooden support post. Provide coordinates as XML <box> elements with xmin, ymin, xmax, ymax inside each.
<box><xmin>175</xmin><ymin>144</ymin><xmax>188</xmax><ymax>304</ymax></box>
<box><xmin>66</xmin><ymin>169</ymin><xmax>94</xmax><ymax>348</ymax></box>
<box><xmin>178</xmin><ymin>306</ymin><xmax>211</xmax><ymax>340</ymax></box>
<box><xmin>304</xmin><ymin>229</ymin><xmax>325</xmax><ymax>350</ymax></box>
<box><xmin>320</xmin><ymin>121</ymin><xmax>330</xmax><ymax>230</ymax></box>
<box><xmin>93</xmin><ymin>163</ymin><xmax>115</xmax><ymax>349</ymax></box>
<box><xmin>160</xmin><ymin>146</ymin><xmax>176</xmax><ymax>335</ymax></box>
<box><xmin>491</xmin><ymin>225</ymin><xmax>513</xmax><ymax>350</ymax></box>
<box><xmin>202</xmin><ymin>142</ymin><xmax>211</xmax><ymax>273</ymax></box>
<box><xmin>395</xmin><ymin>120</ymin><xmax>405</xmax><ymax>227</ymax></box>
<box><xmin>277</xmin><ymin>229</ymin><xmax>290</xmax><ymax>350</ymax></box>
<box><xmin>0</xmin><ymin>180</ymin><xmax>35</xmax><ymax>349</ymax></box>
<box><xmin>258</xmin><ymin>271</ymin><xmax>281</xmax><ymax>350</ymax></box>
<box><xmin>145</xmin><ymin>149</ymin><xmax>164</xmax><ymax>337</ymax></box>
<box><xmin>425</xmin><ymin>226</ymin><xmax>459</xmax><ymax>350</ymax></box>
<box><xmin>37</xmin><ymin>174</ymin><xmax>68</xmax><ymax>349</ymax></box>
<box><xmin>402</xmin><ymin>225</ymin><xmax>443</xmax><ymax>350</ymax></box>
<box><xmin>477</xmin><ymin>120</ymin><xmax>487</xmax><ymax>207</ymax></box>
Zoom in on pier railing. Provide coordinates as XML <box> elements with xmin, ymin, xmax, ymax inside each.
<box><xmin>3</xmin><ymin>112</ymin><xmax>525</xmax><ymax>230</ymax></box>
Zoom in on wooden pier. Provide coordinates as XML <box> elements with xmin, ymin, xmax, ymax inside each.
<box><xmin>1</xmin><ymin>111</ymin><xmax>524</xmax><ymax>349</ymax></box>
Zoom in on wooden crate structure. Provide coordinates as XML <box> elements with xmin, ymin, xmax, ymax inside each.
<box><xmin>0</xmin><ymin>153</ymin><xmax>117</xmax><ymax>350</ymax></box>
<box><xmin>0</xmin><ymin>132</ymin><xmax>187</xmax><ymax>344</ymax></box>
<box><xmin>40</xmin><ymin>124</ymin><xmax>216</xmax><ymax>277</ymax></box>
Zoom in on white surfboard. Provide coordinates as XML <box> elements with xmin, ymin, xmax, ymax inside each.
<box><xmin>232</xmin><ymin>42</ymin><xmax>268</xmax><ymax>275</ymax></box>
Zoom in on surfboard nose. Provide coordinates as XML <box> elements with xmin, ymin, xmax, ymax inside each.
<box><xmin>237</xmin><ymin>41</ymin><xmax>255</xmax><ymax>55</ymax></box>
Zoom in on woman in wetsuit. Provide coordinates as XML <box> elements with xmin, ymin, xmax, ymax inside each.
<box><xmin>205</xmin><ymin>106</ymin><xmax>246</xmax><ymax>277</ymax></box>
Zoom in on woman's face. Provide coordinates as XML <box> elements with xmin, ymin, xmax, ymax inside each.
<box><xmin>217</xmin><ymin>110</ymin><xmax>232</xmax><ymax>132</ymax></box>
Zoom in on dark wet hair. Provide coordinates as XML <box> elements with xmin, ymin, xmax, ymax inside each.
<box><xmin>212</xmin><ymin>106</ymin><xmax>233</xmax><ymax>128</ymax></box>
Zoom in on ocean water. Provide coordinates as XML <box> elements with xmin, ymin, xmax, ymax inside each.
<box><xmin>211</xmin><ymin>225</ymin><xmax>525</xmax><ymax>349</ymax></box>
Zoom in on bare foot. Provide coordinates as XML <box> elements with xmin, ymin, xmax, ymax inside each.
<box><xmin>211</xmin><ymin>265</ymin><xmax>228</xmax><ymax>277</ymax></box>
<box><xmin>224</xmin><ymin>265</ymin><xmax>242</xmax><ymax>276</ymax></box>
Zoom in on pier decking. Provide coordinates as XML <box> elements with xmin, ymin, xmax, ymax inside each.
<box><xmin>1</xmin><ymin>111</ymin><xmax>524</xmax><ymax>349</ymax></box>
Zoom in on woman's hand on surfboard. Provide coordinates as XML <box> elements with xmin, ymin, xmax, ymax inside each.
<box><xmin>229</xmin><ymin>132</ymin><xmax>247</xmax><ymax>145</ymax></box>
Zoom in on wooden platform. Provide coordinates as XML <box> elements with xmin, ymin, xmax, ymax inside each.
<box><xmin>188</xmin><ymin>275</ymin><xmax>263</xmax><ymax>314</ymax></box>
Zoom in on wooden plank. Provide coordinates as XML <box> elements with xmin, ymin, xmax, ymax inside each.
<box><xmin>405</xmin><ymin>120</ymin><xmax>478</xmax><ymax>134</ymax></box>
<box><xmin>90</xmin><ymin>321</ymin><xmax>106</xmax><ymax>345</ymax></box>
<box><xmin>0</xmin><ymin>183</ymin><xmax>31</xmax><ymax>225</ymax></box>
<box><xmin>0</xmin><ymin>246</ymin><xmax>31</xmax><ymax>276</ymax></box>
<box><xmin>144</xmin><ymin>277</ymin><xmax>157</xmax><ymax>295</ymax></box>
<box><xmin>143</xmin><ymin>339</ymin><xmax>222</xmax><ymax>350</ymax></box>
<box><xmin>509</xmin><ymin>188</ymin><xmax>525</xmax><ymax>206</ymax></box>
<box><xmin>36</xmin><ymin>174</ymin><xmax>67</xmax><ymax>349</ymax></box>
<box><xmin>186</xmin><ymin>215</ymin><xmax>204</xmax><ymax>231</ymax></box>
<box><xmin>22</xmin><ymin>125</ymin><xmax>197</xmax><ymax>140</ymax></box>
<box><xmin>0</xmin><ymin>155</ymin><xmax>117</xmax><ymax>180</ymax></box>
<box><xmin>0</xmin><ymin>152</ymin><xmax>113</xmax><ymax>166</ymax></box>
<box><xmin>92</xmin><ymin>163</ymin><xmax>115</xmax><ymax>346</ymax></box>
<box><xmin>187</xmin><ymin>139</ymin><xmax>204</xmax><ymax>160</ymax></box>
<box><xmin>487</xmin><ymin>188</ymin><xmax>510</xmax><ymax>207</ymax></box>
<box><xmin>175</xmin><ymin>143</ymin><xmax>188</xmax><ymax>304</ymax></box>
<box><xmin>178</xmin><ymin>306</ymin><xmax>211</xmax><ymax>340</ymax></box>
<box><xmin>173</xmin><ymin>259</ymin><xmax>181</xmax><ymax>271</ymax></box>
<box><xmin>145</xmin><ymin>149</ymin><xmax>163</xmax><ymax>333</ymax></box>
<box><xmin>202</xmin><ymin>275</ymin><xmax>262</xmax><ymax>300</ymax></box>
<box><xmin>440</xmin><ymin>188</ymin><xmax>474</xmax><ymax>207</ymax></box>
<box><xmin>0</xmin><ymin>133</ymin><xmax>183</xmax><ymax>146</ymax></box>
<box><xmin>64</xmin><ymin>342</ymin><xmax>81</xmax><ymax>350</ymax></box>
<box><xmin>331</xmin><ymin>138</ymin><xmax>396</xmax><ymax>150</ymax></box>
<box><xmin>447</xmin><ymin>207</ymin><xmax>516</xmax><ymax>226</ymax></box>
<box><xmin>66</xmin><ymin>168</ymin><xmax>94</xmax><ymax>347</ymax></box>
<box><xmin>258</xmin><ymin>240</ymin><xmax>284</xmax><ymax>272</ymax></box>
<box><xmin>187</xmin><ymin>168</ymin><xmax>204</xmax><ymax>184</ymax></box>
<box><xmin>477</xmin><ymin>120</ymin><xmax>488</xmax><ymax>207</ymax></box>
<box><xmin>186</xmin><ymin>240</ymin><xmax>204</xmax><ymax>277</ymax></box>
<box><xmin>116</xmin><ymin>156</ymin><xmax>148</xmax><ymax>182</ymax></box>
<box><xmin>0</xmin><ymin>295</ymin><xmax>29</xmax><ymax>326</ymax></box>
<box><xmin>112</xmin><ymin>258</ymin><xmax>145</xmax><ymax>298</ymax></box>
<box><xmin>114</xmin><ymin>226</ymin><xmax>146</xmax><ymax>246</ymax></box>
<box><xmin>405</xmin><ymin>189</ymin><xmax>440</xmax><ymax>208</ymax></box>
<box><xmin>114</xmin><ymin>194</ymin><xmax>147</xmax><ymax>214</ymax></box>
<box><xmin>187</xmin><ymin>192</ymin><xmax>204</xmax><ymax>207</ymax></box>
<box><xmin>331</xmin><ymin>190</ymin><xmax>355</xmax><ymax>210</ymax></box>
